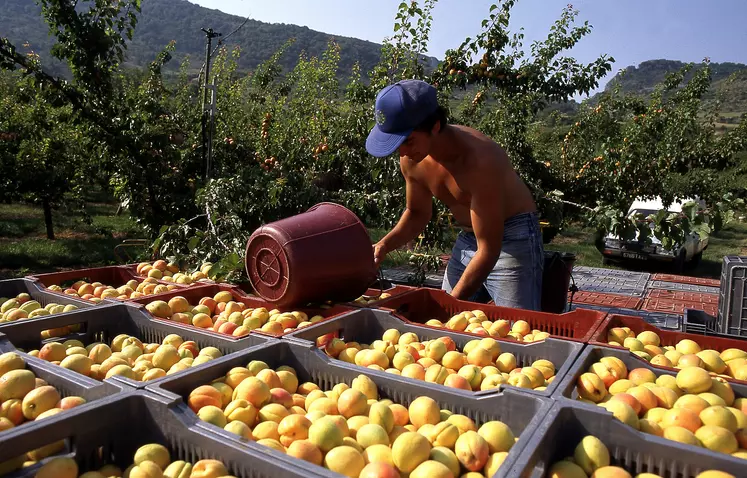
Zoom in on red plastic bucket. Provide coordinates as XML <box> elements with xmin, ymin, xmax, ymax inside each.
<box><xmin>245</xmin><ymin>203</ymin><xmax>377</xmax><ymax>307</ymax></box>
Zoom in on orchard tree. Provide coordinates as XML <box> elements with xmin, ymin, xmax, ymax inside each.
<box><xmin>560</xmin><ymin>61</ymin><xmax>747</xmax><ymax>251</ymax></box>
<box><xmin>0</xmin><ymin>60</ymin><xmax>90</xmax><ymax>239</ymax></box>
<box><xmin>428</xmin><ymin>1</ymin><xmax>613</xmax><ymax>231</ymax></box>
<box><xmin>152</xmin><ymin>0</ymin><xmax>618</xmax><ymax>281</ymax></box>
<box><xmin>0</xmin><ymin>0</ymin><xmax>199</xmax><ymax>233</ymax></box>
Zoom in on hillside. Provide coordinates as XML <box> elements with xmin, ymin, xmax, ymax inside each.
<box><xmin>1</xmin><ymin>0</ymin><xmax>437</xmax><ymax>77</ymax></box>
<box><xmin>605</xmin><ymin>59</ymin><xmax>747</xmax><ymax>113</ymax></box>
<box><xmin>2</xmin><ymin>2</ymin><xmax>745</xmax><ymax>117</ymax></box>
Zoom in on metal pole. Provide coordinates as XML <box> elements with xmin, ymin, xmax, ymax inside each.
<box><xmin>200</xmin><ymin>27</ymin><xmax>221</xmax><ymax>180</ymax></box>
<box><xmin>207</xmin><ymin>84</ymin><xmax>217</xmax><ymax>179</ymax></box>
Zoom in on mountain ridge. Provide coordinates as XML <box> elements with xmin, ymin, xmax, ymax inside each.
<box><xmin>2</xmin><ymin>0</ymin><xmax>745</xmax><ymax>114</ymax></box>
<box><xmin>1</xmin><ymin>0</ymin><xmax>438</xmax><ymax>77</ymax></box>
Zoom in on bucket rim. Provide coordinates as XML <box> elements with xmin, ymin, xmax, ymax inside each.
<box><xmin>307</xmin><ymin>201</ymin><xmax>369</xmax><ymax>234</ymax></box>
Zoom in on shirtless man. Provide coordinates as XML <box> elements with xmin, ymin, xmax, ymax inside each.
<box><xmin>366</xmin><ymin>79</ymin><xmax>544</xmax><ymax>310</ymax></box>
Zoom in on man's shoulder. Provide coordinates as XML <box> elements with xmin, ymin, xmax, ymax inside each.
<box><xmin>452</xmin><ymin>125</ymin><xmax>505</xmax><ymax>154</ymax></box>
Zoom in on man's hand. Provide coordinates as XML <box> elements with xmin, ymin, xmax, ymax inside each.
<box><xmin>373</xmin><ymin>241</ymin><xmax>389</xmax><ymax>267</ymax></box>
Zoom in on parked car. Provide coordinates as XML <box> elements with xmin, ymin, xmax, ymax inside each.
<box><xmin>601</xmin><ymin>197</ymin><xmax>708</xmax><ymax>272</ymax></box>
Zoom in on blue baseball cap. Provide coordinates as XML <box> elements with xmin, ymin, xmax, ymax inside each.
<box><xmin>366</xmin><ymin>79</ymin><xmax>439</xmax><ymax>158</ymax></box>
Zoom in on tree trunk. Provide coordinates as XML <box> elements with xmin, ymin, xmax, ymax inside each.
<box><xmin>42</xmin><ymin>197</ymin><xmax>55</xmax><ymax>240</ymax></box>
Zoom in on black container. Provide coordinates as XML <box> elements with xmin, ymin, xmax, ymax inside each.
<box><xmin>148</xmin><ymin>340</ymin><xmax>553</xmax><ymax>478</ymax></box>
<box><xmin>286</xmin><ymin>308</ymin><xmax>584</xmax><ymax>399</ymax></box>
<box><xmin>0</xmin><ymin>303</ymin><xmax>273</xmax><ymax>389</ymax></box>
<box><xmin>0</xmin><ymin>391</ymin><xmax>311</xmax><ymax>477</ymax></box>
<box><xmin>0</xmin><ymin>352</ymin><xmax>123</xmax><ymax>442</ymax></box>
<box><xmin>554</xmin><ymin>344</ymin><xmax>747</xmax><ymax>401</ymax></box>
<box><xmin>0</xmin><ymin>278</ymin><xmax>92</xmax><ymax>310</ymax></box>
<box><xmin>508</xmin><ymin>401</ymin><xmax>747</xmax><ymax>478</ymax></box>
<box><xmin>542</xmin><ymin>251</ymin><xmax>576</xmax><ymax>313</ymax></box>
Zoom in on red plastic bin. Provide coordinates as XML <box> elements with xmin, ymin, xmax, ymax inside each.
<box><xmin>589</xmin><ymin>313</ymin><xmax>747</xmax><ymax>385</ymax></box>
<box><xmin>28</xmin><ymin>265</ymin><xmax>189</xmax><ymax>303</ymax></box>
<box><xmin>651</xmin><ymin>273</ymin><xmax>721</xmax><ymax>287</ymax></box>
<box><xmin>642</xmin><ymin>297</ymin><xmax>718</xmax><ymax>316</ymax></box>
<box><xmin>569</xmin><ymin>290</ymin><xmax>643</xmax><ymax>310</ymax></box>
<box><xmin>646</xmin><ymin>288</ymin><xmax>719</xmax><ymax>304</ymax></box>
<box><xmin>129</xmin><ymin>283</ymin><xmax>353</xmax><ymax>338</ymax></box>
<box><xmin>375</xmin><ymin>288</ymin><xmax>607</xmax><ymax>343</ymax></box>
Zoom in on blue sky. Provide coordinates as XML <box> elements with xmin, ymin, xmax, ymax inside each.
<box><xmin>192</xmin><ymin>0</ymin><xmax>747</xmax><ymax>97</ymax></box>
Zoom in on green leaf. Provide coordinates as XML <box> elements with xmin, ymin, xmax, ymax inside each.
<box><xmin>187</xmin><ymin>236</ymin><xmax>200</xmax><ymax>252</ymax></box>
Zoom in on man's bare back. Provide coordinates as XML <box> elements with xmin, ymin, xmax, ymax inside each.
<box><xmin>400</xmin><ymin>124</ymin><xmax>537</xmax><ymax>230</ymax></box>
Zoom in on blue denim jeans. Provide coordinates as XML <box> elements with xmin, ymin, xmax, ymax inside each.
<box><xmin>442</xmin><ymin>212</ymin><xmax>544</xmax><ymax>310</ymax></box>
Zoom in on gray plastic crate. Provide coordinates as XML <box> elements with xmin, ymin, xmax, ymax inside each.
<box><xmin>572</xmin><ymin>273</ymin><xmax>649</xmax><ymax>297</ymax></box>
<box><xmin>0</xmin><ymin>351</ymin><xmax>124</xmax><ymax>441</ymax></box>
<box><xmin>572</xmin><ymin>282</ymin><xmax>646</xmax><ymax>296</ymax></box>
<box><xmin>285</xmin><ymin>308</ymin><xmax>584</xmax><ymax>399</ymax></box>
<box><xmin>148</xmin><ymin>340</ymin><xmax>553</xmax><ymax>478</ymax></box>
<box><xmin>507</xmin><ymin>401</ymin><xmax>747</xmax><ymax>478</ymax></box>
<box><xmin>569</xmin><ymin>304</ymin><xmax>681</xmax><ymax>330</ymax></box>
<box><xmin>554</xmin><ymin>344</ymin><xmax>747</xmax><ymax>402</ymax></box>
<box><xmin>718</xmin><ymin>256</ymin><xmax>747</xmax><ymax>336</ymax></box>
<box><xmin>0</xmin><ymin>303</ymin><xmax>273</xmax><ymax>389</ymax></box>
<box><xmin>571</xmin><ymin>267</ymin><xmax>649</xmax><ymax>297</ymax></box>
<box><xmin>648</xmin><ymin>280</ymin><xmax>720</xmax><ymax>294</ymax></box>
<box><xmin>0</xmin><ymin>278</ymin><xmax>93</xmax><ymax>310</ymax></box>
<box><xmin>684</xmin><ymin>308</ymin><xmax>747</xmax><ymax>340</ymax></box>
<box><xmin>0</xmin><ymin>391</ymin><xmax>312</xmax><ymax>478</ymax></box>
<box><xmin>572</xmin><ymin>266</ymin><xmax>650</xmax><ymax>281</ymax></box>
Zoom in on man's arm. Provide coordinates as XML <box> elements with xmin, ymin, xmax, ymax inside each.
<box><xmin>449</xmin><ymin>176</ymin><xmax>504</xmax><ymax>300</ymax></box>
<box><xmin>374</xmin><ymin>162</ymin><xmax>433</xmax><ymax>265</ymax></box>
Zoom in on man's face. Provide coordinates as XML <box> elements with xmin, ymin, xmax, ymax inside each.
<box><xmin>399</xmin><ymin>130</ymin><xmax>433</xmax><ymax>162</ymax></box>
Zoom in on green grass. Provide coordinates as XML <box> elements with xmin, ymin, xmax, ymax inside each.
<box><xmin>0</xmin><ymin>201</ymin><xmax>148</xmax><ymax>279</ymax></box>
<box><xmin>545</xmin><ymin>221</ymin><xmax>747</xmax><ymax>278</ymax></box>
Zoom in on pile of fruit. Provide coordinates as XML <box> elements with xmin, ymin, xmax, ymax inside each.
<box><xmin>605</xmin><ymin>327</ymin><xmax>747</xmax><ymax>381</ymax></box>
<box><xmin>352</xmin><ymin>292</ymin><xmax>392</xmax><ymax>306</ymax></box>
<box><xmin>135</xmin><ymin>260</ymin><xmax>214</xmax><ymax>285</ymax></box>
<box><xmin>143</xmin><ymin>293</ymin><xmax>324</xmax><ymax>337</ymax></box>
<box><xmin>548</xmin><ymin>435</ymin><xmax>736</xmax><ymax>478</ymax></box>
<box><xmin>422</xmin><ymin>313</ymin><xmax>549</xmax><ymax>343</ymax></box>
<box><xmin>318</xmin><ymin>330</ymin><xmax>557</xmax><ymax>392</ymax></box>
<box><xmin>28</xmin><ymin>334</ymin><xmax>223</xmax><ymax>382</ymax></box>
<box><xmin>188</xmin><ymin>364</ymin><xmax>516</xmax><ymax>477</ymax></box>
<box><xmin>0</xmin><ymin>293</ymin><xmax>79</xmax><ymax>323</ymax></box>
<box><xmin>20</xmin><ymin>443</ymin><xmax>232</xmax><ymax>477</ymax></box>
<box><xmin>0</xmin><ymin>352</ymin><xmax>87</xmax><ymax>433</ymax></box>
<box><xmin>45</xmin><ymin>278</ymin><xmax>179</xmax><ymax>303</ymax></box>
<box><xmin>576</xmin><ymin>355</ymin><xmax>747</xmax><ymax>459</ymax></box>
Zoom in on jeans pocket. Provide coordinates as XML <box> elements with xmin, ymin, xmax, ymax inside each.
<box><xmin>502</xmin><ymin>216</ymin><xmax>532</xmax><ymax>242</ymax></box>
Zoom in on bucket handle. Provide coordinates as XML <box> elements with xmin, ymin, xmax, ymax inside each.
<box><xmin>373</xmin><ymin>268</ymin><xmax>386</xmax><ymax>300</ymax></box>
<box><xmin>360</xmin><ymin>268</ymin><xmax>386</xmax><ymax>301</ymax></box>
